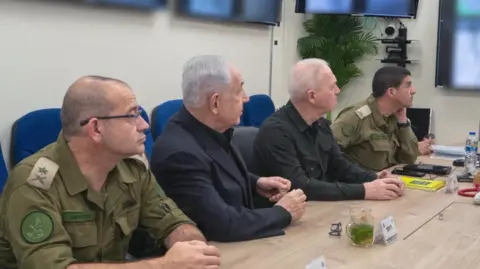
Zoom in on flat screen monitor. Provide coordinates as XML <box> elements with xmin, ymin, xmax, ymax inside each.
<box><xmin>176</xmin><ymin>0</ymin><xmax>282</xmax><ymax>25</ymax></box>
<box><xmin>296</xmin><ymin>0</ymin><xmax>353</xmax><ymax>14</ymax></box>
<box><xmin>86</xmin><ymin>0</ymin><xmax>167</xmax><ymax>9</ymax></box>
<box><xmin>362</xmin><ymin>0</ymin><xmax>417</xmax><ymax>18</ymax></box>
<box><xmin>239</xmin><ymin>0</ymin><xmax>282</xmax><ymax>25</ymax></box>
<box><xmin>435</xmin><ymin>0</ymin><xmax>480</xmax><ymax>89</ymax></box>
<box><xmin>177</xmin><ymin>0</ymin><xmax>236</xmax><ymax>19</ymax></box>
<box><xmin>407</xmin><ymin>107</ymin><xmax>432</xmax><ymax>141</ymax></box>
<box><xmin>295</xmin><ymin>0</ymin><xmax>418</xmax><ymax>18</ymax></box>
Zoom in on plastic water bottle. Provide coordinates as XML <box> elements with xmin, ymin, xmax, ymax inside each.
<box><xmin>465</xmin><ymin>131</ymin><xmax>478</xmax><ymax>173</ymax></box>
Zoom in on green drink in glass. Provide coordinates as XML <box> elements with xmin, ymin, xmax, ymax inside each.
<box><xmin>346</xmin><ymin>207</ymin><xmax>375</xmax><ymax>247</ymax></box>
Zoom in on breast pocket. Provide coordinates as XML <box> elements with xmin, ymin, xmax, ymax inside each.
<box><xmin>298</xmin><ymin>154</ymin><xmax>322</xmax><ymax>180</ymax></box>
<box><xmin>114</xmin><ymin>204</ymin><xmax>140</xmax><ymax>256</ymax></box>
<box><xmin>64</xmin><ymin>222</ymin><xmax>98</xmax><ymax>261</ymax></box>
<box><xmin>368</xmin><ymin>139</ymin><xmax>393</xmax><ymax>170</ymax></box>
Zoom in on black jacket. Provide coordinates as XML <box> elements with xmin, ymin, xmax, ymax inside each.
<box><xmin>151</xmin><ymin>107</ymin><xmax>291</xmax><ymax>242</ymax></box>
<box><xmin>254</xmin><ymin>102</ymin><xmax>377</xmax><ymax>201</ymax></box>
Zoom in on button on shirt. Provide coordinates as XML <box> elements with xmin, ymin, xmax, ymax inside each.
<box><xmin>253</xmin><ymin>101</ymin><xmax>378</xmax><ymax>201</ymax></box>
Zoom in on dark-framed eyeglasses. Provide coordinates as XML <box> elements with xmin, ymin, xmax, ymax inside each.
<box><xmin>79</xmin><ymin>109</ymin><xmax>143</xmax><ymax>126</ymax></box>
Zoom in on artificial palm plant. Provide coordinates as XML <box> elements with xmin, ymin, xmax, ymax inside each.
<box><xmin>297</xmin><ymin>15</ymin><xmax>378</xmax><ymax>91</ymax></box>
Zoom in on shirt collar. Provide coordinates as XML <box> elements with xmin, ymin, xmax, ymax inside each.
<box><xmin>181</xmin><ymin>106</ymin><xmax>234</xmax><ymax>151</ymax></box>
<box><xmin>284</xmin><ymin>100</ymin><xmax>317</xmax><ymax>133</ymax></box>
<box><xmin>53</xmin><ymin>131</ymin><xmax>137</xmax><ymax>196</ymax></box>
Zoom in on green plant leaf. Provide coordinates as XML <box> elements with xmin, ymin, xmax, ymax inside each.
<box><xmin>296</xmin><ymin>14</ymin><xmax>378</xmax><ymax>94</ymax></box>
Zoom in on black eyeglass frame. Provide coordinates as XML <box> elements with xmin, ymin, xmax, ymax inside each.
<box><xmin>79</xmin><ymin>110</ymin><xmax>143</xmax><ymax>127</ymax></box>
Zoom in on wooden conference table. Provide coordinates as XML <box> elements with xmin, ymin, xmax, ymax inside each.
<box><xmin>211</xmin><ymin>157</ymin><xmax>480</xmax><ymax>269</ymax></box>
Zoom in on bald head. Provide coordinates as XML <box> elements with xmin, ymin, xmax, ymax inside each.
<box><xmin>61</xmin><ymin>75</ymin><xmax>129</xmax><ymax>138</ymax></box>
<box><xmin>288</xmin><ymin>58</ymin><xmax>330</xmax><ymax>102</ymax></box>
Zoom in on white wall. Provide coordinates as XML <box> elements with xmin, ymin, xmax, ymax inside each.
<box><xmin>0</xmin><ymin>0</ymin><xmax>274</xmax><ymax>168</ymax></box>
<box><xmin>272</xmin><ymin>0</ymin><xmax>480</xmax><ymax>146</ymax></box>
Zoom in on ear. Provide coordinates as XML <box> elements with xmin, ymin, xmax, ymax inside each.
<box><xmin>387</xmin><ymin>87</ymin><xmax>397</xmax><ymax>97</ymax></box>
<box><xmin>85</xmin><ymin>119</ymin><xmax>102</xmax><ymax>142</ymax></box>
<box><xmin>306</xmin><ymin>89</ymin><xmax>316</xmax><ymax>103</ymax></box>
<box><xmin>209</xmin><ymin>93</ymin><xmax>220</xmax><ymax>115</ymax></box>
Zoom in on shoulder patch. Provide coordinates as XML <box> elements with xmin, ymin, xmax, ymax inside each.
<box><xmin>127</xmin><ymin>154</ymin><xmax>149</xmax><ymax>170</ymax></box>
<box><xmin>26</xmin><ymin>157</ymin><xmax>59</xmax><ymax>190</ymax></box>
<box><xmin>21</xmin><ymin>211</ymin><xmax>54</xmax><ymax>244</ymax></box>
<box><xmin>354</xmin><ymin>105</ymin><xmax>372</xmax><ymax>120</ymax></box>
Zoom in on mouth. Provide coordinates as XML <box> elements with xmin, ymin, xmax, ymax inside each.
<box><xmin>138</xmin><ymin>136</ymin><xmax>146</xmax><ymax>142</ymax></box>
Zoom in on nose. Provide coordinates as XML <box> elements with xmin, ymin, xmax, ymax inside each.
<box><xmin>243</xmin><ymin>92</ymin><xmax>249</xmax><ymax>103</ymax></box>
<box><xmin>137</xmin><ymin>116</ymin><xmax>150</xmax><ymax>132</ymax></box>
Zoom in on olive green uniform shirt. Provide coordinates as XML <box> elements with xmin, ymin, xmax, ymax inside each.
<box><xmin>0</xmin><ymin>134</ymin><xmax>194</xmax><ymax>269</ymax></box>
<box><xmin>331</xmin><ymin>95</ymin><xmax>420</xmax><ymax>171</ymax></box>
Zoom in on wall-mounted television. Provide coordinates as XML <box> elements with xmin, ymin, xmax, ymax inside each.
<box><xmin>85</xmin><ymin>0</ymin><xmax>167</xmax><ymax>10</ymax></box>
<box><xmin>435</xmin><ymin>0</ymin><xmax>480</xmax><ymax>90</ymax></box>
<box><xmin>175</xmin><ymin>0</ymin><xmax>282</xmax><ymax>26</ymax></box>
<box><xmin>295</xmin><ymin>0</ymin><xmax>419</xmax><ymax>18</ymax></box>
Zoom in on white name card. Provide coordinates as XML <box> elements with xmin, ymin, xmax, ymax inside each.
<box><xmin>306</xmin><ymin>256</ymin><xmax>327</xmax><ymax>269</ymax></box>
<box><xmin>380</xmin><ymin>216</ymin><xmax>397</xmax><ymax>245</ymax></box>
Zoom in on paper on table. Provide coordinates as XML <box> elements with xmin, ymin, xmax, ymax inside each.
<box><xmin>306</xmin><ymin>256</ymin><xmax>327</xmax><ymax>269</ymax></box>
<box><xmin>431</xmin><ymin>145</ymin><xmax>465</xmax><ymax>156</ymax></box>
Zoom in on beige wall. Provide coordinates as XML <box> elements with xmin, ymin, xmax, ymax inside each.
<box><xmin>0</xmin><ymin>0</ymin><xmax>274</xmax><ymax>167</ymax></box>
<box><xmin>271</xmin><ymin>0</ymin><xmax>480</xmax><ymax>145</ymax></box>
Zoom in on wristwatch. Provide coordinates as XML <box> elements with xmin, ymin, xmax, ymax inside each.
<box><xmin>397</xmin><ymin>118</ymin><xmax>411</xmax><ymax>128</ymax></box>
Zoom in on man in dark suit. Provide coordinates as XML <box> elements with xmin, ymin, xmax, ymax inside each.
<box><xmin>151</xmin><ymin>55</ymin><xmax>307</xmax><ymax>242</ymax></box>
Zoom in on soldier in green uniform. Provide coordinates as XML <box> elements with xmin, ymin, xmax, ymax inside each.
<box><xmin>331</xmin><ymin>66</ymin><xmax>430</xmax><ymax>172</ymax></box>
<box><xmin>0</xmin><ymin>76</ymin><xmax>221</xmax><ymax>269</ymax></box>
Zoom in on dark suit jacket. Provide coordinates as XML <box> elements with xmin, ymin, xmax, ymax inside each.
<box><xmin>151</xmin><ymin>107</ymin><xmax>291</xmax><ymax>242</ymax></box>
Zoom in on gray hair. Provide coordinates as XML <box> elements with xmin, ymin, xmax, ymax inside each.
<box><xmin>288</xmin><ymin>58</ymin><xmax>330</xmax><ymax>101</ymax></box>
<box><xmin>181</xmin><ymin>55</ymin><xmax>232</xmax><ymax>108</ymax></box>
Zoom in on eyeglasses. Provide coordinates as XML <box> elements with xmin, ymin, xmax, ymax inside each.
<box><xmin>79</xmin><ymin>109</ymin><xmax>143</xmax><ymax>126</ymax></box>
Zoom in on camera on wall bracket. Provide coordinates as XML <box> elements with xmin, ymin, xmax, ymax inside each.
<box><xmin>379</xmin><ymin>25</ymin><xmax>414</xmax><ymax>68</ymax></box>
<box><xmin>384</xmin><ymin>24</ymin><xmax>396</xmax><ymax>37</ymax></box>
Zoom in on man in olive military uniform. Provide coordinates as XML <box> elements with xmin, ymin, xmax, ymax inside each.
<box><xmin>0</xmin><ymin>76</ymin><xmax>221</xmax><ymax>269</ymax></box>
<box><xmin>331</xmin><ymin>66</ymin><xmax>430</xmax><ymax>172</ymax></box>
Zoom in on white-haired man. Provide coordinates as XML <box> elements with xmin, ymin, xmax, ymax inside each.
<box><xmin>151</xmin><ymin>55</ymin><xmax>307</xmax><ymax>242</ymax></box>
<box><xmin>253</xmin><ymin>58</ymin><xmax>405</xmax><ymax>201</ymax></box>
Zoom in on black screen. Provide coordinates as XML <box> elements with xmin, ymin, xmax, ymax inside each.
<box><xmin>407</xmin><ymin>108</ymin><xmax>431</xmax><ymax>141</ymax></box>
<box><xmin>86</xmin><ymin>0</ymin><xmax>167</xmax><ymax>9</ymax></box>
<box><xmin>239</xmin><ymin>0</ymin><xmax>282</xmax><ymax>25</ymax></box>
<box><xmin>295</xmin><ymin>0</ymin><xmax>418</xmax><ymax>18</ymax></box>
<box><xmin>436</xmin><ymin>0</ymin><xmax>480</xmax><ymax>89</ymax></box>
<box><xmin>176</xmin><ymin>0</ymin><xmax>282</xmax><ymax>25</ymax></box>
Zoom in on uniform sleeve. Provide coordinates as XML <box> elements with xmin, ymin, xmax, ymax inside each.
<box><xmin>139</xmin><ymin>171</ymin><xmax>195</xmax><ymax>244</ymax></box>
<box><xmin>254</xmin><ymin>125</ymin><xmax>366</xmax><ymax>201</ymax></box>
<box><xmin>331</xmin><ymin>109</ymin><xmax>361</xmax><ymax>151</ymax></box>
<box><xmin>395</xmin><ymin>125</ymin><xmax>420</xmax><ymax>164</ymax></box>
<box><xmin>1</xmin><ymin>167</ymin><xmax>76</xmax><ymax>269</ymax></box>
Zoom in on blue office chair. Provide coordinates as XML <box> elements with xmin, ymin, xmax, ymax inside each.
<box><xmin>0</xmin><ymin>144</ymin><xmax>8</xmax><ymax>193</ymax></box>
<box><xmin>151</xmin><ymin>99</ymin><xmax>183</xmax><ymax>140</ymax></box>
<box><xmin>139</xmin><ymin>106</ymin><xmax>154</xmax><ymax>161</ymax></box>
<box><xmin>242</xmin><ymin>94</ymin><xmax>275</xmax><ymax>127</ymax></box>
<box><xmin>10</xmin><ymin>108</ymin><xmax>62</xmax><ymax>167</ymax></box>
<box><xmin>10</xmin><ymin>106</ymin><xmax>153</xmax><ymax>167</ymax></box>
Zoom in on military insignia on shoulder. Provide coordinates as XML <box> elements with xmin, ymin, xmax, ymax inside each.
<box><xmin>21</xmin><ymin>211</ymin><xmax>54</xmax><ymax>244</ymax></box>
<box><xmin>354</xmin><ymin>105</ymin><xmax>372</xmax><ymax>119</ymax></box>
<box><xmin>341</xmin><ymin>124</ymin><xmax>355</xmax><ymax>137</ymax></box>
<box><xmin>26</xmin><ymin>157</ymin><xmax>59</xmax><ymax>190</ymax></box>
<box><xmin>127</xmin><ymin>154</ymin><xmax>149</xmax><ymax>170</ymax></box>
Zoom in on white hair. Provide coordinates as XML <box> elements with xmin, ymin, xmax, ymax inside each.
<box><xmin>288</xmin><ymin>58</ymin><xmax>330</xmax><ymax>101</ymax></box>
<box><xmin>181</xmin><ymin>55</ymin><xmax>232</xmax><ymax>108</ymax></box>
